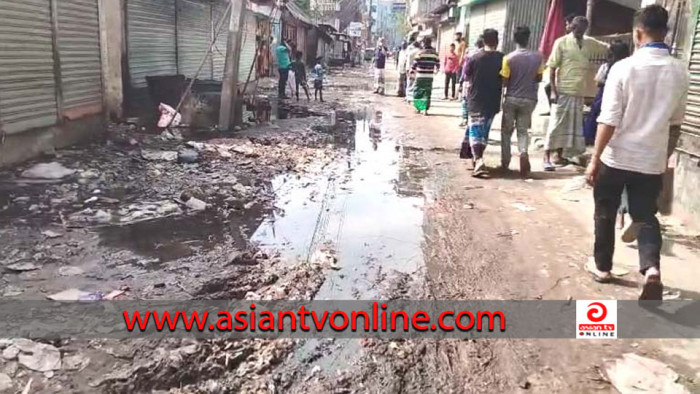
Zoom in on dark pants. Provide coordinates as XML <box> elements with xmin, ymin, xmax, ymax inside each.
<box><xmin>295</xmin><ymin>78</ymin><xmax>310</xmax><ymax>100</ymax></box>
<box><xmin>594</xmin><ymin>163</ymin><xmax>662</xmax><ymax>274</ymax></box>
<box><xmin>444</xmin><ymin>72</ymin><xmax>457</xmax><ymax>98</ymax></box>
<box><xmin>278</xmin><ymin>68</ymin><xmax>289</xmax><ymax>98</ymax></box>
<box><xmin>398</xmin><ymin>72</ymin><xmax>407</xmax><ymax>97</ymax></box>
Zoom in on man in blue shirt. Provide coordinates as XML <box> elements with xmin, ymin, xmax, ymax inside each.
<box><xmin>276</xmin><ymin>39</ymin><xmax>291</xmax><ymax>99</ymax></box>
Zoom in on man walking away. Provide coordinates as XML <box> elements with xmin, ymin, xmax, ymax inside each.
<box><xmin>412</xmin><ymin>38</ymin><xmax>440</xmax><ymax>116</ymax></box>
<box><xmin>276</xmin><ymin>39</ymin><xmax>291</xmax><ymax>99</ymax></box>
<box><xmin>464</xmin><ymin>29</ymin><xmax>503</xmax><ymax>177</ymax></box>
<box><xmin>291</xmin><ymin>51</ymin><xmax>310</xmax><ymax>101</ymax></box>
<box><xmin>405</xmin><ymin>40</ymin><xmax>421</xmax><ymax>104</ymax></box>
<box><xmin>373</xmin><ymin>44</ymin><xmax>387</xmax><ymax>95</ymax></box>
<box><xmin>585</xmin><ymin>5</ymin><xmax>688</xmax><ymax>301</ymax></box>
<box><xmin>459</xmin><ymin>36</ymin><xmax>484</xmax><ymax>129</ymax></box>
<box><xmin>443</xmin><ymin>43</ymin><xmax>459</xmax><ymax>100</ymax></box>
<box><xmin>397</xmin><ymin>42</ymin><xmax>408</xmax><ymax>97</ymax></box>
<box><xmin>500</xmin><ymin>26</ymin><xmax>544</xmax><ymax>177</ymax></box>
<box><xmin>545</xmin><ymin>16</ymin><xmax>608</xmax><ymax>171</ymax></box>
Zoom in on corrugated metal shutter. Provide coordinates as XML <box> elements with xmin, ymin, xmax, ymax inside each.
<box><xmin>484</xmin><ymin>0</ymin><xmax>506</xmax><ymax>51</ymax></box>
<box><xmin>212</xmin><ymin>1</ymin><xmax>230</xmax><ymax>81</ymax></box>
<box><xmin>0</xmin><ymin>0</ymin><xmax>58</xmax><ymax>134</ymax></box>
<box><xmin>177</xmin><ymin>0</ymin><xmax>213</xmax><ymax>80</ymax></box>
<box><xmin>238</xmin><ymin>12</ymin><xmax>257</xmax><ymax>83</ymax></box>
<box><xmin>127</xmin><ymin>0</ymin><xmax>177</xmax><ymax>88</ymax></box>
<box><xmin>439</xmin><ymin>24</ymin><xmax>455</xmax><ymax>65</ymax></box>
<box><xmin>679</xmin><ymin>15</ymin><xmax>700</xmax><ymax>156</ymax></box>
<box><xmin>468</xmin><ymin>4</ymin><xmax>485</xmax><ymax>48</ymax></box>
<box><xmin>502</xmin><ymin>0</ymin><xmax>548</xmax><ymax>54</ymax></box>
<box><xmin>57</xmin><ymin>0</ymin><xmax>103</xmax><ymax>112</ymax></box>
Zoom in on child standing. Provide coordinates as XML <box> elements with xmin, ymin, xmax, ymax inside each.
<box><xmin>312</xmin><ymin>58</ymin><xmax>324</xmax><ymax>102</ymax></box>
<box><xmin>291</xmin><ymin>51</ymin><xmax>310</xmax><ymax>101</ymax></box>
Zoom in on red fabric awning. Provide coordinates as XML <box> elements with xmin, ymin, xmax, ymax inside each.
<box><xmin>539</xmin><ymin>0</ymin><xmax>565</xmax><ymax>62</ymax></box>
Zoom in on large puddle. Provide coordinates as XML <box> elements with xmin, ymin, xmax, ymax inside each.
<box><xmin>250</xmin><ymin>108</ymin><xmax>429</xmax><ymax>299</ymax></box>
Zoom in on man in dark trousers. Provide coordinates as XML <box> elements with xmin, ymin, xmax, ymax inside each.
<box><xmin>275</xmin><ymin>39</ymin><xmax>291</xmax><ymax>99</ymax></box>
<box><xmin>464</xmin><ymin>29</ymin><xmax>504</xmax><ymax>178</ymax></box>
<box><xmin>585</xmin><ymin>5</ymin><xmax>688</xmax><ymax>301</ymax></box>
<box><xmin>500</xmin><ymin>26</ymin><xmax>544</xmax><ymax>177</ymax></box>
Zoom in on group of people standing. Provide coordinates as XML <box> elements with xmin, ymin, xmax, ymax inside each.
<box><xmin>275</xmin><ymin>39</ymin><xmax>325</xmax><ymax>102</ymax></box>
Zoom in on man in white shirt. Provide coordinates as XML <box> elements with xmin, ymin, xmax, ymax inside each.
<box><xmin>397</xmin><ymin>42</ymin><xmax>408</xmax><ymax>97</ymax></box>
<box><xmin>585</xmin><ymin>5</ymin><xmax>688</xmax><ymax>301</ymax></box>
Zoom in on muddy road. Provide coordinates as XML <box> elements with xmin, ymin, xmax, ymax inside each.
<box><xmin>1</xmin><ymin>68</ymin><xmax>699</xmax><ymax>393</ymax></box>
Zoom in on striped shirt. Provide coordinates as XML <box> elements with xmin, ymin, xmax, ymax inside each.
<box><xmin>412</xmin><ymin>48</ymin><xmax>440</xmax><ymax>79</ymax></box>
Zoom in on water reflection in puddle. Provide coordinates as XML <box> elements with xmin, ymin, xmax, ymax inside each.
<box><xmin>250</xmin><ymin>108</ymin><xmax>429</xmax><ymax>299</ymax></box>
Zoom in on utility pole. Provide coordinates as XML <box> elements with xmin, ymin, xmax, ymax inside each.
<box><xmin>585</xmin><ymin>0</ymin><xmax>595</xmax><ymax>34</ymax></box>
<box><xmin>219</xmin><ymin>0</ymin><xmax>247</xmax><ymax>130</ymax></box>
<box><xmin>367</xmin><ymin>0</ymin><xmax>373</xmax><ymax>44</ymax></box>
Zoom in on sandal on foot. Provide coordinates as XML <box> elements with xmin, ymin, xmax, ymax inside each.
<box><xmin>586</xmin><ymin>261</ymin><xmax>613</xmax><ymax>283</ymax></box>
<box><xmin>543</xmin><ymin>161</ymin><xmax>555</xmax><ymax>172</ymax></box>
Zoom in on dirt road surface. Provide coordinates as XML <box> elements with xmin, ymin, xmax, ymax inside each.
<box><xmin>0</xmin><ymin>67</ymin><xmax>699</xmax><ymax>393</ymax></box>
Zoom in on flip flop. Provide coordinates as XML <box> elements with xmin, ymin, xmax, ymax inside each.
<box><xmin>543</xmin><ymin>161</ymin><xmax>555</xmax><ymax>172</ymax></box>
<box><xmin>586</xmin><ymin>260</ymin><xmax>613</xmax><ymax>283</ymax></box>
<box><xmin>621</xmin><ymin>221</ymin><xmax>643</xmax><ymax>243</ymax></box>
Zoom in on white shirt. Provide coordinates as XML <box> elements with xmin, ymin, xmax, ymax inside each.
<box><xmin>405</xmin><ymin>47</ymin><xmax>419</xmax><ymax>73</ymax></box>
<box><xmin>398</xmin><ymin>49</ymin><xmax>407</xmax><ymax>73</ymax></box>
<box><xmin>597</xmin><ymin>46</ymin><xmax>689</xmax><ymax>175</ymax></box>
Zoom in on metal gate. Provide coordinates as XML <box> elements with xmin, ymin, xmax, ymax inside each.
<box><xmin>212</xmin><ymin>1</ymin><xmax>230</xmax><ymax>81</ymax></box>
<box><xmin>679</xmin><ymin>14</ymin><xmax>700</xmax><ymax>157</ymax></box>
<box><xmin>238</xmin><ymin>13</ymin><xmax>257</xmax><ymax>84</ymax></box>
<box><xmin>57</xmin><ymin>0</ymin><xmax>103</xmax><ymax>113</ymax></box>
<box><xmin>127</xmin><ymin>0</ymin><xmax>177</xmax><ymax>88</ymax></box>
<box><xmin>502</xmin><ymin>0</ymin><xmax>548</xmax><ymax>54</ymax></box>
<box><xmin>177</xmin><ymin>0</ymin><xmax>213</xmax><ymax>80</ymax></box>
<box><xmin>0</xmin><ymin>0</ymin><xmax>58</xmax><ymax>134</ymax></box>
<box><xmin>468</xmin><ymin>0</ymin><xmax>506</xmax><ymax>50</ymax></box>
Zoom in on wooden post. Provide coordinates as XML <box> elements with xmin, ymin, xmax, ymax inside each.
<box><xmin>586</xmin><ymin>0</ymin><xmax>595</xmax><ymax>34</ymax></box>
<box><xmin>219</xmin><ymin>0</ymin><xmax>247</xmax><ymax>130</ymax></box>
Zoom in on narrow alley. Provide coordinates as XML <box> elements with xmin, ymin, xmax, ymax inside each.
<box><xmin>1</xmin><ymin>58</ymin><xmax>699</xmax><ymax>392</ymax></box>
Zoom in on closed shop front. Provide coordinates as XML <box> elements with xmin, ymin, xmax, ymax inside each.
<box><xmin>57</xmin><ymin>0</ymin><xmax>103</xmax><ymax>116</ymax></box>
<box><xmin>468</xmin><ymin>0</ymin><xmax>506</xmax><ymax>50</ymax></box>
<box><xmin>127</xmin><ymin>0</ymin><xmax>177</xmax><ymax>89</ymax></box>
<box><xmin>502</xmin><ymin>0</ymin><xmax>548</xmax><ymax>53</ymax></box>
<box><xmin>438</xmin><ymin>24</ymin><xmax>456</xmax><ymax>65</ymax></box>
<box><xmin>675</xmin><ymin>11</ymin><xmax>700</xmax><ymax>222</ymax></box>
<box><xmin>177</xmin><ymin>0</ymin><xmax>213</xmax><ymax>80</ymax></box>
<box><xmin>238</xmin><ymin>12</ymin><xmax>257</xmax><ymax>85</ymax></box>
<box><xmin>0</xmin><ymin>0</ymin><xmax>103</xmax><ymax>136</ymax></box>
<box><xmin>212</xmin><ymin>0</ymin><xmax>230</xmax><ymax>81</ymax></box>
<box><xmin>0</xmin><ymin>0</ymin><xmax>58</xmax><ymax>134</ymax></box>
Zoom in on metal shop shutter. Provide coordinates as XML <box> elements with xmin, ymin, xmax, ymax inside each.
<box><xmin>438</xmin><ymin>24</ymin><xmax>455</xmax><ymax>65</ymax></box>
<box><xmin>0</xmin><ymin>0</ymin><xmax>58</xmax><ymax>134</ymax></box>
<box><xmin>177</xmin><ymin>0</ymin><xmax>213</xmax><ymax>80</ymax></box>
<box><xmin>127</xmin><ymin>0</ymin><xmax>177</xmax><ymax>88</ymax></box>
<box><xmin>212</xmin><ymin>1</ymin><xmax>230</xmax><ymax>81</ymax></box>
<box><xmin>468</xmin><ymin>4</ymin><xmax>485</xmax><ymax>48</ymax></box>
<box><xmin>238</xmin><ymin>13</ymin><xmax>257</xmax><ymax>84</ymax></box>
<box><xmin>679</xmin><ymin>15</ymin><xmax>700</xmax><ymax>157</ymax></box>
<box><xmin>484</xmin><ymin>0</ymin><xmax>507</xmax><ymax>50</ymax></box>
<box><xmin>502</xmin><ymin>0</ymin><xmax>548</xmax><ymax>54</ymax></box>
<box><xmin>57</xmin><ymin>0</ymin><xmax>103</xmax><ymax>112</ymax></box>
